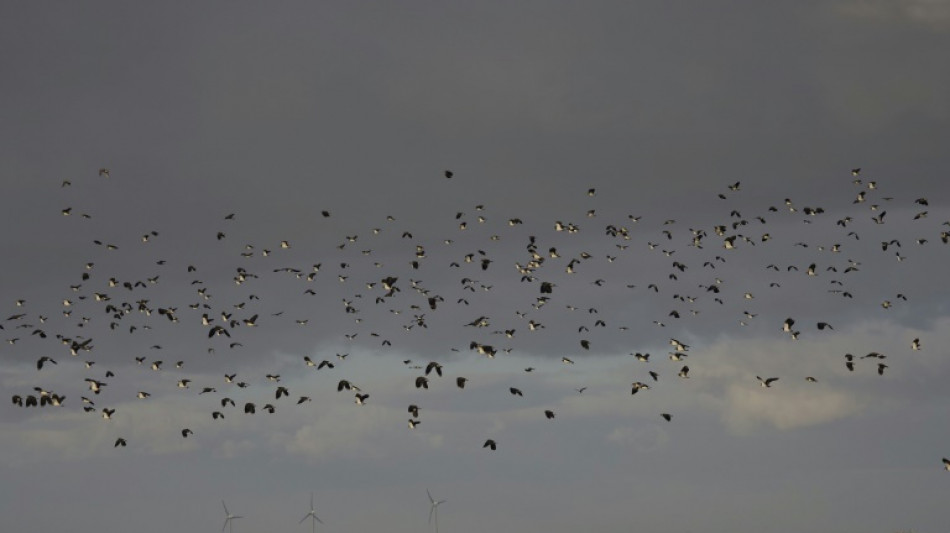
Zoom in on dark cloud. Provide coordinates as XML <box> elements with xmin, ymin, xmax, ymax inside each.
<box><xmin>1</xmin><ymin>2</ymin><xmax>949</xmax><ymax>533</ymax></box>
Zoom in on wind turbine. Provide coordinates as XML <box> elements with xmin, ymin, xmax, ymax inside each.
<box><xmin>427</xmin><ymin>489</ymin><xmax>446</xmax><ymax>533</ymax></box>
<box><xmin>222</xmin><ymin>500</ymin><xmax>243</xmax><ymax>533</ymax></box>
<box><xmin>299</xmin><ymin>492</ymin><xmax>323</xmax><ymax>533</ymax></box>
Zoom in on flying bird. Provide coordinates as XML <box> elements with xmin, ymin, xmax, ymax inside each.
<box><xmin>783</xmin><ymin>318</ymin><xmax>795</xmax><ymax>332</ymax></box>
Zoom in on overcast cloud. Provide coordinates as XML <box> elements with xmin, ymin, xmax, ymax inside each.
<box><xmin>1</xmin><ymin>2</ymin><xmax>949</xmax><ymax>533</ymax></box>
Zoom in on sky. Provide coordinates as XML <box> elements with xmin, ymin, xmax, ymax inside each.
<box><xmin>1</xmin><ymin>1</ymin><xmax>950</xmax><ymax>532</ymax></box>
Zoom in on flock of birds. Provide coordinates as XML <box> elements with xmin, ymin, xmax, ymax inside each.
<box><xmin>4</xmin><ymin>165</ymin><xmax>950</xmax><ymax>501</ymax></box>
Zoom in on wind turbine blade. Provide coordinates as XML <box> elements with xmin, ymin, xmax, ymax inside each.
<box><xmin>315</xmin><ymin>515</ymin><xmax>323</xmax><ymax>524</ymax></box>
<box><xmin>221</xmin><ymin>518</ymin><xmax>229</xmax><ymax>533</ymax></box>
<box><xmin>222</xmin><ymin>501</ymin><xmax>229</xmax><ymax>515</ymax></box>
<box><xmin>427</xmin><ymin>489</ymin><xmax>434</xmax><ymax>504</ymax></box>
<box><xmin>299</xmin><ymin>514</ymin><xmax>309</xmax><ymax>524</ymax></box>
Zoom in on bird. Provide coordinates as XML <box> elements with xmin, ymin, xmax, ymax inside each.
<box><xmin>783</xmin><ymin>318</ymin><xmax>795</xmax><ymax>332</ymax></box>
<box><xmin>425</xmin><ymin>361</ymin><xmax>443</xmax><ymax>376</ymax></box>
<box><xmin>483</xmin><ymin>439</ymin><xmax>497</xmax><ymax>450</ymax></box>
<box><xmin>631</xmin><ymin>382</ymin><xmax>650</xmax><ymax>394</ymax></box>
<box><xmin>757</xmin><ymin>376</ymin><xmax>779</xmax><ymax>387</ymax></box>
<box><xmin>544</xmin><ymin>410</ymin><xmax>555</xmax><ymax>419</ymax></box>
<box><xmin>86</xmin><ymin>379</ymin><xmax>106</xmax><ymax>394</ymax></box>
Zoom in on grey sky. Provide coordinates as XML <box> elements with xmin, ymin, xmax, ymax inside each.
<box><xmin>2</xmin><ymin>2</ymin><xmax>950</xmax><ymax>533</ymax></box>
